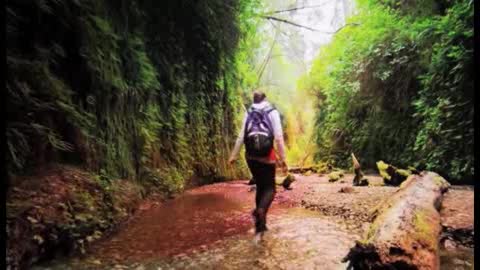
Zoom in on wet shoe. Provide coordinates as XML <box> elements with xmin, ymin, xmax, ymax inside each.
<box><xmin>282</xmin><ymin>179</ymin><xmax>293</xmax><ymax>190</ymax></box>
<box><xmin>253</xmin><ymin>232</ymin><xmax>264</xmax><ymax>245</ymax></box>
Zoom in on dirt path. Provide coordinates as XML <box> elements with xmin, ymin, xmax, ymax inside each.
<box><xmin>32</xmin><ymin>173</ymin><xmax>474</xmax><ymax>270</ymax></box>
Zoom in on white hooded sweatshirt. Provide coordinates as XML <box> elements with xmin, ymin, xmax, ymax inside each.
<box><xmin>229</xmin><ymin>100</ymin><xmax>286</xmax><ymax>164</ymax></box>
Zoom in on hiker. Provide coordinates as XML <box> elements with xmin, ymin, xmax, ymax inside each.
<box><xmin>228</xmin><ymin>90</ymin><xmax>288</xmax><ymax>243</ymax></box>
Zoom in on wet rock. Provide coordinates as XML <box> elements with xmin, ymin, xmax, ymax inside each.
<box><xmin>443</xmin><ymin>239</ymin><xmax>457</xmax><ymax>251</ymax></box>
<box><xmin>339</xmin><ymin>187</ymin><xmax>354</xmax><ymax>193</ymax></box>
<box><xmin>452</xmin><ymin>258</ymin><xmax>471</xmax><ymax>266</ymax></box>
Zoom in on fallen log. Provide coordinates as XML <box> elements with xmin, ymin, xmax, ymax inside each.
<box><xmin>288</xmin><ymin>161</ymin><xmax>334</xmax><ymax>175</ymax></box>
<box><xmin>288</xmin><ymin>166</ymin><xmax>314</xmax><ymax>174</ymax></box>
<box><xmin>342</xmin><ymin>172</ymin><xmax>450</xmax><ymax>270</ymax></box>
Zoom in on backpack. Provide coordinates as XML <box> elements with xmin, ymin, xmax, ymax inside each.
<box><xmin>244</xmin><ymin>105</ymin><xmax>276</xmax><ymax>157</ymax></box>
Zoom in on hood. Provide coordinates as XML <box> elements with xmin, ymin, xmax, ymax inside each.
<box><xmin>251</xmin><ymin>100</ymin><xmax>271</xmax><ymax>109</ymax></box>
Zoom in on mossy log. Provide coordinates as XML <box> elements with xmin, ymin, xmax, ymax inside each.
<box><xmin>377</xmin><ymin>161</ymin><xmax>415</xmax><ymax>186</ymax></box>
<box><xmin>328</xmin><ymin>171</ymin><xmax>344</xmax><ymax>182</ymax></box>
<box><xmin>342</xmin><ymin>172</ymin><xmax>450</xmax><ymax>270</ymax></box>
<box><xmin>288</xmin><ymin>166</ymin><xmax>314</xmax><ymax>174</ymax></box>
<box><xmin>288</xmin><ymin>162</ymin><xmax>331</xmax><ymax>175</ymax></box>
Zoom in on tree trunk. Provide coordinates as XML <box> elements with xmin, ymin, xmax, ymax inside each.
<box><xmin>343</xmin><ymin>172</ymin><xmax>450</xmax><ymax>270</ymax></box>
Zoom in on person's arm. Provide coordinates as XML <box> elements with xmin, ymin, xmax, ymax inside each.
<box><xmin>270</xmin><ymin>110</ymin><xmax>287</xmax><ymax>166</ymax></box>
<box><xmin>229</xmin><ymin>112</ymin><xmax>248</xmax><ymax>163</ymax></box>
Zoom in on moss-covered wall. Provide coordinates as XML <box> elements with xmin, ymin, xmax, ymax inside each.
<box><xmin>302</xmin><ymin>0</ymin><xmax>473</xmax><ymax>183</ymax></box>
<box><xmin>7</xmin><ymin>0</ymin><xmax>259</xmax><ymax>191</ymax></box>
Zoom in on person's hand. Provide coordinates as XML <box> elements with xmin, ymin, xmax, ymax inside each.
<box><xmin>228</xmin><ymin>157</ymin><xmax>236</xmax><ymax>165</ymax></box>
<box><xmin>280</xmin><ymin>160</ymin><xmax>288</xmax><ymax>173</ymax></box>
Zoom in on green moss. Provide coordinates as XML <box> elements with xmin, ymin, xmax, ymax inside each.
<box><xmin>433</xmin><ymin>176</ymin><xmax>447</xmax><ymax>186</ymax></box>
<box><xmin>397</xmin><ymin>169</ymin><xmax>411</xmax><ymax>178</ymax></box>
<box><xmin>412</xmin><ymin>209</ymin><xmax>438</xmax><ymax>251</ymax></box>
<box><xmin>376</xmin><ymin>161</ymin><xmax>391</xmax><ymax>180</ymax></box>
<box><xmin>407</xmin><ymin>166</ymin><xmax>418</xmax><ymax>173</ymax></box>
<box><xmin>361</xmin><ymin>221</ymin><xmax>380</xmax><ymax>244</ymax></box>
<box><xmin>313</xmin><ymin>162</ymin><xmax>330</xmax><ymax>174</ymax></box>
<box><xmin>328</xmin><ymin>171</ymin><xmax>344</xmax><ymax>181</ymax></box>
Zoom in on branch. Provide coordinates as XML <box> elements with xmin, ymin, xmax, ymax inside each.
<box><xmin>262</xmin><ymin>16</ymin><xmax>360</xmax><ymax>34</ymax></box>
<box><xmin>256</xmin><ymin>29</ymin><xmax>279</xmax><ymax>85</ymax></box>
<box><xmin>267</xmin><ymin>20</ymin><xmax>307</xmax><ymax>71</ymax></box>
<box><xmin>262</xmin><ymin>16</ymin><xmax>319</xmax><ymax>32</ymax></box>
<box><xmin>268</xmin><ymin>19</ymin><xmax>291</xmax><ymax>38</ymax></box>
<box><xmin>333</xmin><ymin>22</ymin><xmax>360</xmax><ymax>34</ymax></box>
<box><xmin>263</xmin><ymin>0</ymin><xmax>335</xmax><ymax>15</ymax></box>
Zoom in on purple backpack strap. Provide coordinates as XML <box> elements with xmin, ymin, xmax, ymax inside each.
<box><xmin>244</xmin><ymin>105</ymin><xmax>275</xmax><ymax>135</ymax></box>
<box><xmin>261</xmin><ymin>107</ymin><xmax>275</xmax><ymax>134</ymax></box>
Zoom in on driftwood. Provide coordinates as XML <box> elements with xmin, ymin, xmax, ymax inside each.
<box><xmin>288</xmin><ymin>162</ymin><xmax>332</xmax><ymax>175</ymax></box>
<box><xmin>288</xmin><ymin>166</ymin><xmax>315</xmax><ymax>174</ymax></box>
<box><xmin>343</xmin><ymin>172</ymin><xmax>450</xmax><ymax>270</ymax></box>
<box><xmin>351</xmin><ymin>153</ymin><xmax>369</xmax><ymax>186</ymax></box>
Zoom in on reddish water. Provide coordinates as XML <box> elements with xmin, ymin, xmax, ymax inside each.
<box><xmin>92</xmin><ymin>186</ymin><xmax>255</xmax><ymax>261</ymax></box>
<box><xmin>34</xmin><ymin>179</ymin><xmax>357</xmax><ymax>269</ymax></box>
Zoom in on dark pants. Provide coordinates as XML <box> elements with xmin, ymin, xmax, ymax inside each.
<box><xmin>247</xmin><ymin>159</ymin><xmax>276</xmax><ymax>233</ymax></box>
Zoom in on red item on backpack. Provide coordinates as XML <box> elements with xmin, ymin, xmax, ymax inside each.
<box><xmin>268</xmin><ymin>148</ymin><xmax>276</xmax><ymax>162</ymax></box>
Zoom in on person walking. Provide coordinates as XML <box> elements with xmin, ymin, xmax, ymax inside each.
<box><xmin>228</xmin><ymin>90</ymin><xmax>288</xmax><ymax>243</ymax></box>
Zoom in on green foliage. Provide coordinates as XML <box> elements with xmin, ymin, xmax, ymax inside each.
<box><xmin>302</xmin><ymin>0</ymin><xmax>473</xmax><ymax>182</ymax></box>
<box><xmin>7</xmin><ymin>0</ymin><xmax>260</xmax><ymax>189</ymax></box>
<box><xmin>412</xmin><ymin>0</ymin><xmax>474</xmax><ymax>181</ymax></box>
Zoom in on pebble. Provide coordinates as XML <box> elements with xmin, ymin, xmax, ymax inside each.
<box><xmin>444</xmin><ymin>239</ymin><xmax>457</xmax><ymax>250</ymax></box>
<box><xmin>452</xmin><ymin>258</ymin><xmax>468</xmax><ymax>265</ymax></box>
